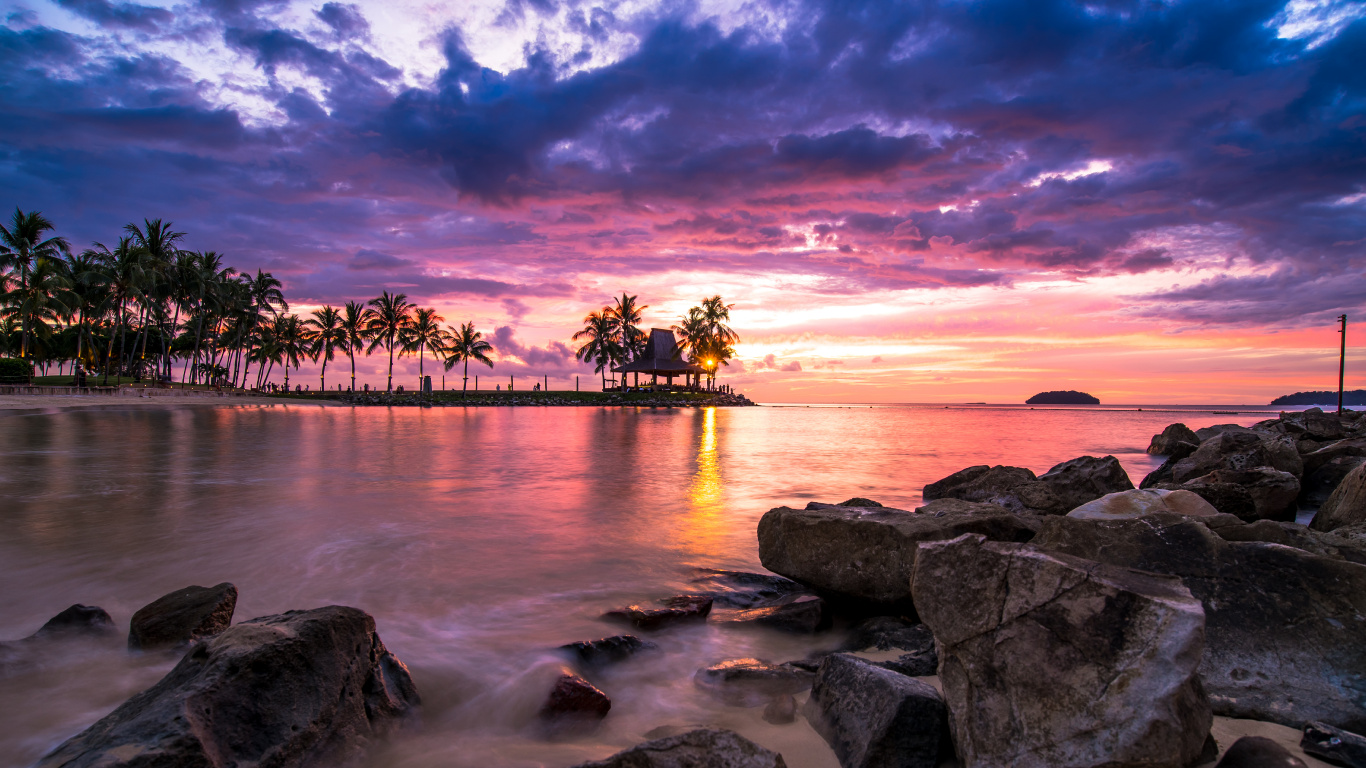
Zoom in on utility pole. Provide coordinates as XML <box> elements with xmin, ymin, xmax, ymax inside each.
<box><xmin>1339</xmin><ymin>314</ymin><xmax>1348</xmax><ymax>414</ymax></box>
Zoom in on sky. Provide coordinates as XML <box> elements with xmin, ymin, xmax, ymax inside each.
<box><xmin>1</xmin><ymin>0</ymin><xmax>1364</xmax><ymax>403</ymax></box>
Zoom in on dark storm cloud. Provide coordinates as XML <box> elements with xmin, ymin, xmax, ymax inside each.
<box><xmin>0</xmin><ymin>0</ymin><xmax>1362</xmax><ymax>325</ymax></box>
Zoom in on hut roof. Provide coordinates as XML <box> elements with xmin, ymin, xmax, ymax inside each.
<box><xmin>614</xmin><ymin>328</ymin><xmax>706</xmax><ymax>374</ymax></box>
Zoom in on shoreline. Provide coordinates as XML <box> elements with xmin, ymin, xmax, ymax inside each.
<box><xmin>0</xmin><ymin>392</ymin><xmax>341</xmax><ymax>414</ymax></box>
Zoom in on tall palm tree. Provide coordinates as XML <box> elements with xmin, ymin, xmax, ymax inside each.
<box><xmin>62</xmin><ymin>249</ymin><xmax>111</xmax><ymax>374</ymax></box>
<box><xmin>697</xmin><ymin>295</ymin><xmax>738</xmax><ymax>385</ymax></box>
<box><xmin>305</xmin><ymin>305</ymin><xmax>347</xmax><ymax>392</ymax></box>
<box><xmin>672</xmin><ymin>306</ymin><xmax>709</xmax><ymax>362</ymax></box>
<box><xmin>89</xmin><ymin>237</ymin><xmax>148</xmax><ymax>384</ymax></box>
<box><xmin>609</xmin><ymin>292</ymin><xmax>648</xmax><ymax>363</ymax></box>
<box><xmin>123</xmin><ymin>219</ymin><xmax>186</xmax><ymax>379</ymax></box>
<box><xmin>0</xmin><ymin>257</ymin><xmax>75</xmax><ymax>369</ymax></box>
<box><xmin>0</xmin><ymin>209</ymin><xmax>71</xmax><ymax>361</ymax></box>
<box><xmin>401</xmin><ymin>306</ymin><xmax>447</xmax><ymax>391</ymax></box>
<box><xmin>275</xmin><ymin>314</ymin><xmax>310</xmax><ymax>391</ymax></box>
<box><xmin>442</xmin><ymin>321</ymin><xmax>494</xmax><ymax>397</ymax></box>
<box><xmin>365</xmin><ymin>291</ymin><xmax>415</xmax><ymax>392</ymax></box>
<box><xmin>573</xmin><ymin>308</ymin><xmax>624</xmax><ymax>390</ymax></box>
<box><xmin>239</xmin><ymin>270</ymin><xmax>287</xmax><ymax>390</ymax></box>
<box><xmin>340</xmin><ymin>300</ymin><xmax>371</xmax><ymax>391</ymax></box>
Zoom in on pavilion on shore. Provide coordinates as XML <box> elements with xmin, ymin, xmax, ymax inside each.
<box><xmin>612</xmin><ymin>328</ymin><xmax>708</xmax><ymax>391</ymax></box>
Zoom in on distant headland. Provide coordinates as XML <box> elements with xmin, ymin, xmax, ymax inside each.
<box><xmin>1270</xmin><ymin>390</ymin><xmax>1366</xmax><ymax>406</ymax></box>
<box><xmin>1026</xmin><ymin>390</ymin><xmax>1100</xmax><ymax>405</ymax></box>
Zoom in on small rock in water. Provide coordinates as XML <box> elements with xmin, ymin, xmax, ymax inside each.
<box><xmin>128</xmin><ymin>582</ymin><xmax>237</xmax><ymax>651</ymax></box>
<box><xmin>559</xmin><ymin>635</ymin><xmax>657</xmax><ymax>667</ymax></box>
<box><xmin>690</xmin><ymin>568</ymin><xmax>808</xmax><ymax>608</ymax></box>
<box><xmin>1215</xmin><ymin>736</ymin><xmax>1308</xmax><ymax>767</ymax></box>
<box><xmin>602</xmin><ymin>595</ymin><xmax>712</xmax><ymax>630</ymax></box>
<box><xmin>1302</xmin><ymin>721</ymin><xmax>1366</xmax><ymax>767</ymax></box>
<box><xmin>36</xmin><ymin>605</ymin><xmax>419</xmax><ymax>768</ymax></box>
<box><xmin>840</xmin><ymin>617</ymin><xmax>934</xmax><ymax>653</ymax></box>
<box><xmin>31</xmin><ymin>605</ymin><xmax>116</xmax><ymax>639</ymax></box>
<box><xmin>694</xmin><ymin>658</ymin><xmax>814</xmax><ymax>707</ymax></box>
<box><xmin>569</xmin><ymin>728</ymin><xmax>786</xmax><ymax>768</ymax></box>
<box><xmin>763</xmin><ymin>694</ymin><xmax>798</xmax><ymax>724</ymax></box>
<box><xmin>541</xmin><ymin>672</ymin><xmax>612</xmax><ymax>721</ymax></box>
<box><xmin>802</xmin><ymin>653</ymin><xmax>948</xmax><ymax>768</ymax></box>
<box><xmin>716</xmin><ymin>595</ymin><xmax>831</xmax><ymax>634</ymax></box>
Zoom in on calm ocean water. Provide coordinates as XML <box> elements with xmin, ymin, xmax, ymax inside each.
<box><xmin>0</xmin><ymin>403</ymin><xmax>1287</xmax><ymax>767</ymax></box>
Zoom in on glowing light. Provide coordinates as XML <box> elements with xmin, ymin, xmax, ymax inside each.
<box><xmin>1028</xmin><ymin>159</ymin><xmax>1114</xmax><ymax>187</ymax></box>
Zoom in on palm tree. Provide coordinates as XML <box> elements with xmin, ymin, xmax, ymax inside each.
<box><xmin>275</xmin><ymin>314</ymin><xmax>310</xmax><ymax>391</ymax></box>
<box><xmin>305</xmin><ymin>305</ymin><xmax>347</xmax><ymax>392</ymax></box>
<box><xmin>401</xmin><ymin>306</ymin><xmax>447</xmax><ymax>391</ymax></box>
<box><xmin>573</xmin><ymin>308</ymin><xmax>624</xmax><ymax>390</ymax></box>
<box><xmin>609</xmin><ymin>292</ymin><xmax>648</xmax><ymax>363</ymax></box>
<box><xmin>239</xmin><ymin>270</ymin><xmax>287</xmax><ymax>390</ymax></box>
<box><xmin>123</xmin><ymin>219</ymin><xmax>186</xmax><ymax>379</ymax></box>
<box><xmin>0</xmin><ymin>209</ymin><xmax>71</xmax><ymax>362</ymax></box>
<box><xmin>0</xmin><ymin>257</ymin><xmax>75</xmax><ymax>370</ymax></box>
<box><xmin>365</xmin><ymin>291</ymin><xmax>415</xmax><ymax>392</ymax></box>
<box><xmin>340</xmin><ymin>300</ymin><xmax>371</xmax><ymax>391</ymax></box>
<box><xmin>672</xmin><ymin>306</ymin><xmax>709</xmax><ymax>361</ymax></box>
<box><xmin>441</xmin><ymin>321</ymin><xmax>495</xmax><ymax>397</ymax></box>
<box><xmin>89</xmin><ymin>237</ymin><xmax>148</xmax><ymax>384</ymax></box>
<box><xmin>62</xmin><ymin>249</ymin><xmax>111</xmax><ymax>375</ymax></box>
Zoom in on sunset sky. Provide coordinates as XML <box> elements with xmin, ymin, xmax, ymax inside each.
<box><xmin>2</xmin><ymin>0</ymin><xmax>1363</xmax><ymax>402</ymax></box>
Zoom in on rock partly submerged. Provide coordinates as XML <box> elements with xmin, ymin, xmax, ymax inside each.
<box><xmin>37</xmin><ymin>605</ymin><xmax>419</xmax><ymax>768</ymax></box>
<box><xmin>912</xmin><ymin>533</ymin><xmax>1212</xmax><ymax>768</ymax></box>
<box><xmin>693</xmin><ymin>658</ymin><xmax>814</xmax><ymax>707</ymax></box>
<box><xmin>128</xmin><ymin>582</ymin><xmax>238</xmax><ymax>651</ymax></box>
<box><xmin>568</xmin><ymin>728</ymin><xmax>787</xmax><ymax>768</ymax></box>
<box><xmin>602</xmin><ymin>595</ymin><xmax>713</xmax><ymax>631</ymax></box>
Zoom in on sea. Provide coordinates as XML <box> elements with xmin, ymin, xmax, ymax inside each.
<box><xmin>0</xmin><ymin>402</ymin><xmax>1303</xmax><ymax>767</ymax></box>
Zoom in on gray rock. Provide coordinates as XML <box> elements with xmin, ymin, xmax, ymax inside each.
<box><xmin>716</xmin><ymin>595</ymin><xmax>832</xmax><ymax>634</ymax></box>
<box><xmin>1152</xmin><ymin>480</ymin><xmax>1259</xmax><ymax>519</ymax></box>
<box><xmin>541</xmin><ymin>672</ymin><xmax>611</xmax><ymax>720</ymax></box>
<box><xmin>1303</xmin><ymin>455</ymin><xmax>1366</xmax><ymax>507</ymax></box>
<box><xmin>912</xmin><ymin>533</ymin><xmax>1211</xmax><ymax>768</ymax></box>
<box><xmin>690</xmin><ymin>569</ymin><xmax>808</xmax><ymax>608</ymax></box>
<box><xmin>871</xmin><ymin>651</ymin><xmax>938</xmax><ymax>678</ymax></box>
<box><xmin>1301</xmin><ymin>438</ymin><xmax>1366</xmax><ymax>476</ymax></box>
<box><xmin>1149</xmin><ymin>423</ymin><xmax>1201</xmax><ymax>457</ymax></box>
<box><xmin>1302</xmin><ymin>721</ymin><xmax>1366</xmax><ymax>767</ymax></box>
<box><xmin>923</xmin><ymin>457</ymin><xmax>1131</xmax><ymax>515</ymax></box>
<box><xmin>559</xmin><ymin>635</ymin><xmax>657</xmax><ymax>667</ymax></box>
<box><xmin>1173</xmin><ymin>433</ymin><xmax>1303</xmax><ymax>485</ymax></box>
<box><xmin>802</xmin><ymin>653</ymin><xmax>947</xmax><ymax>768</ymax></box>
<box><xmin>1196</xmin><ymin>424</ymin><xmax>1256</xmax><ymax>441</ymax></box>
<box><xmin>757</xmin><ymin>504</ymin><xmax>1040</xmax><ymax>606</ymax></box>
<box><xmin>32</xmin><ymin>605</ymin><xmax>116</xmax><ymax>639</ymax></box>
<box><xmin>1140</xmin><ymin>453</ymin><xmax>1183</xmax><ymax>488</ymax></box>
<box><xmin>1032</xmin><ymin>514</ymin><xmax>1366</xmax><ymax>731</ymax></box>
<box><xmin>128</xmin><ymin>582</ymin><xmax>237</xmax><ymax>651</ymax></box>
<box><xmin>1214</xmin><ymin>519</ymin><xmax>1366</xmax><ymax>565</ymax></box>
<box><xmin>602</xmin><ymin>595</ymin><xmax>713</xmax><ymax>630</ymax></box>
<box><xmin>1037</xmin><ymin>455</ymin><xmax>1135</xmax><ymax>511</ymax></box>
<box><xmin>840</xmin><ymin>617</ymin><xmax>934</xmax><ymax>653</ymax></box>
<box><xmin>37</xmin><ymin>605</ymin><xmax>419</xmax><ymax>768</ymax></box>
<box><xmin>569</xmin><ymin>728</ymin><xmax>787</xmax><ymax>768</ymax></box>
<box><xmin>1313</xmin><ymin>462</ymin><xmax>1366</xmax><ymax>532</ymax></box>
<box><xmin>1191</xmin><ymin>468</ymin><xmax>1301</xmax><ymax>522</ymax></box>
<box><xmin>693</xmin><ymin>659</ymin><xmax>814</xmax><ymax>707</ymax></box>
<box><xmin>1214</xmin><ymin>736</ymin><xmax>1308</xmax><ymax>767</ymax></box>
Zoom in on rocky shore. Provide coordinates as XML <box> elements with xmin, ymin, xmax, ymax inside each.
<box><xmin>13</xmin><ymin>406</ymin><xmax>1366</xmax><ymax>767</ymax></box>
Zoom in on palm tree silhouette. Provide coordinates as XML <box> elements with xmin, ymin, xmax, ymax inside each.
<box><xmin>442</xmin><ymin>321</ymin><xmax>495</xmax><ymax>397</ymax></box>
<box><xmin>366</xmin><ymin>290</ymin><xmax>415</xmax><ymax>392</ymax></box>
<box><xmin>276</xmin><ymin>314</ymin><xmax>310</xmax><ymax>391</ymax></box>
<box><xmin>339</xmin><ymin>300</ymin><xmax>372</xmax><ymax>391</ymax></box>
<box><xmin>239</xmin><ymin>270</ymin><xmax>287</xmax><ymax>390</ymax></box>
<box><xmin>402</xmin><ymin>306</ymin><xmax>447</xmax><ymax>391</ymax></box>
<box><xmin>305</xmin><ymin>305</ymin><xmax>346</xmax><ymax>391</ymax></box>
<box><xmin>0</xmin><ymin>209</ymin><xmax>71</xmax><ymax>368</ymax></box>
<box><xmin>573</xmin><ymin>308</ymin><xmax>623</xmax><ymax>391</ymax></box>
<box><xmin>609</xmin><ymin>293</ymin><xmax>648</xmax><ymax>363</ymax></box>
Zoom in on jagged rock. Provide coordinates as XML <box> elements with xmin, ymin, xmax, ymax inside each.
<box><xmin>1301</xmin><ymin>721</ymin><xmax>1366</xmax><ymax>767</ymax></box>
<box><xmin>1149</xmin><ymin>423</ymin><xmax>1201</xmax><ymax>457</ymax></box>
<box><xmin>1032</xmin><ymin>514</ymin><xmax>1366</xmax><ymax>731</ymax></box>
<box><xmin>1292</xmin><ymin>408</ymin><xmax>1349</xmax><ymax>441</ymax></box>
<box><xmin>691</xmin><ymin>569</ymin><xmax>809</xmax><ymax>608</ymax></box>
<box><xmin>802</xmin><ymin>653</ymin><xmax>947</xmax><ymax>768</ymax></box>
<box><xmin>1190</xmin><ymin>468</ymin><xmax>1300</xmax><ymax>522</ymax></box>
<box><xmin>1303</xmin><ymin>455</ymin><xmax>1366</xmax><ymax>507</ymax></box>
<box><xmin>757</xmin><ymin>504</ymin><xmax>1040</xmax><ymax>606</ymax></box>
<box><xmin>912</xmin><ymin>498</ymin><xmax>1011</xmax><ymax>516</ymax></box>
<box><xmin>763</xmin><ymin>695</ymin><xmax>797</xmax><ymax>725</ymax></box>
<box><xmin>1301</xmin><ymin>439</ymin><xmax>1366</xmax><ymax>475</ymax></box>
<box><xmin>128</xmin><ymin>582</ymin><xmax>237</xmax><ymax>651</ymax></box>
<box><xmin>1172</xmin><ymin>433</ymin><xmax>1302</xmax><ymax>485</ymax></box>
<box><xmin>1140</xmin><ymin>454</ymin><xmax>1183</xmax><ymax>488</ymax></box>
<box><xmin>693</xmin><ymin>659</ymin><xmax>814</xmax><ymax>707</ymax></box>
<box><xmin>36</xmin><ymin>606</ymin><xmax>419</xmax><ymax>768</ymax></box>
<box><xmin>559</xmin><ymin>635</ymin><xmax>657</xmax><ymax>667</ymax></box>
<box><xmin>541</xmin><ymin>672</ymin><xmax>611</xmax><ymax>720</ymax></box>
<box><xmin>716</xmin><ymin>595</ymin><xmax>832</xmax><ymax>634</ymax></box>
<box><xmin>1214</xmin><ymin>519</ymin><xmax>1366</xmax><ymax>565</ymax></box>
<box><xmin>923</xmin><ymin>457</ymin><xmax>1131</xmax><ymax>515</ymax></box>
<box><xmin>1196</xmin><ymin>424</ymin><xmax>1256</xmax><ymax>441</ymax></box>
<box><xmin>871</xmin><ymin>651</ymin><xmax>938</xmax><ymax>678</ymax></box>
<box><xmin>912</xmin><ymin>534</ymin><xmax>1212</xmax><ymax>768</ymax></box>
<box><xmin>31</xmin><ymin>605</ymin><xmax>116</xmax><ymax>639</ymax></box>
<box><xmin>1152</xmin><ymin>480</ymin><xmax>1259</xmax><ymax>519</ymax></box>
<box><xmin>1312</xmin><ymin>462</ymin><xmax>1366</xmax><ymax>532</ymax></box>
<box><xmin>569</xmin><ymin>728</ymin><xmax>787</xmax><ymax>768</ymax></box>
<box><xmin>1214</xmin><ymin>736</ymin><xmax>1307</xmax><ymax>767</ymax></box>
<box><xmin>1066</xmin><ymin>488</ymin><xmax>1218</xmax><ymax>520</ymax></box>
<box><xmin>840</xmin><ymin>617</ymin><xmax>934</xmax><ymax>653</ymax></box>
<box><xmin>1038</xmin><ymin>455</ymin><xmax>1135</xmax><ymax>510</ymax></box>
<box><xmin>602</xmin><ymin>595</ymin><xmax>713</xmax><ymax>630</ymax></box>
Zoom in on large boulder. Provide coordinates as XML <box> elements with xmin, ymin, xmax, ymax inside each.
<box><xmin>1032</xmin><ymin>514</ymin><xmax>1366</xmax><ymax>731</ymax></box>
<box><xmin>1300</xmin><ymin>438</ymin><xmax>1366</xmax><ymax>476</ymax></box>
<box><xmin>1312</xmin><ymin>462</ymin><xmax>1366</xmax><ymax>532</ymax></box>
<box><xmin>37</xmin><ymin>606</ymin><xmax>419</xmax><ymax>768</ymax></box>
<box><xmin>912</xmin><ymin>534</ymin><xmax>1211</xmax><ymax>767</ymax></box>
<box><xmin>922</xmin><ymin>457</ymin><xmax>1132</xmax><ymax>515</ymax></box>
<box><xmin>128</xmin><ymin>583</ymin><xmax>237</xmax><ymax>651</ymax></box>
<box><xmin>1152</xmin><ymin>480</ymin><xmax>1259</xmax><ymax>519</ymax></box>
<box><xmin>1286</xmin><ymin>408</ymin><xmax>1349</xmax><ymax>441</ymax></box>
<box><xmin>569</xmin><ymin>729</ymin><xmax>787</xmax><ymax>768</ymax></box>
<box><xmin>802</xmin><ymin>653</ymin><xmax>948</xmax><ymax>768</ymax></box>
<box><xmin>1190</xmin><ymin>468</ymin><xmax>1300</xmax><ymax>522</ymax></box>
<box><xmin>1149</xmin><ymin>423</ymin><xmax>1201</xmax><ymax>457</ymax></box>
<box><xmin>1067</xmin><ymin>488</ymin><xmax>1218</xmax><ymax>520</ymax></box>
<box><xmin>1035</xmin><ymin>455</ymin><xmax>1135</xmax><ymax>511</ymax></box>
<box><xmin>1172</xmin><ymin>433</ymin><xmax>1302</xmax><ymax>485</ymax></box>
<box><xmin>1214</xmin><ymin>519</ymin><xmax>1366</xmax><ymax>565</ymax></box>
<box><xmin>757</xmin><ymin>503</ymin><xmax>1040</xmax><ymax>607</ymax></box>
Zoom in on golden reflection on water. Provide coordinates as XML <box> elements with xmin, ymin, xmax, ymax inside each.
<box><xmin>682</xmin><ymin>407</ymin><xmax>725</xmax><ymax>556</ymax></box>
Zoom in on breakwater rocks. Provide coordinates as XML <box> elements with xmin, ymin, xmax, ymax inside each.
<box><xmin>329</xmin><ymin>391</ymin><xmax>757</xmax><ymax>408</ymax></box>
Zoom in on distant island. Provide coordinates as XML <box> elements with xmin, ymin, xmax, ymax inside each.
<box><xmin>1270</xmin><ymin>390</ymin><xmax>1366</xmax><ymax>406</ymax></box>
<box><xmin>1026</xmin><ymin>390</ymin><xmax>1100</xmax><ymax>405</ymax></box>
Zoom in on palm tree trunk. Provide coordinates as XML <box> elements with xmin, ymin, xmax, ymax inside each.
<box><xmin>349</xmin><ymin>347</ymin><xmax>356</xmax><ymax>391</ymax></box>
<box><xmin>387</xmin><ymin>334</ymin><xmax>394</xmax><ymax>392</ymax></box>
<box><xmin>320</xmin><ymin>351</ymin><xmax>328</xmax><ymax>391</ymax></box>
<box><xmin>463</xmin><ymin>356</ymin><xmax>469</xmax><ymax>398</ymax></box>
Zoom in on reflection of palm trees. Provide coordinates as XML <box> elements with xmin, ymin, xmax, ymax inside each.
<box><xmin>573</xmin><ymin>309</ymin><xmax>623</xmax><ymax>390</ymax></box>
<box><xmin>442</xmin><ymin>321</ymin><xmax>494</xmax><ymax>397</ymax></box>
